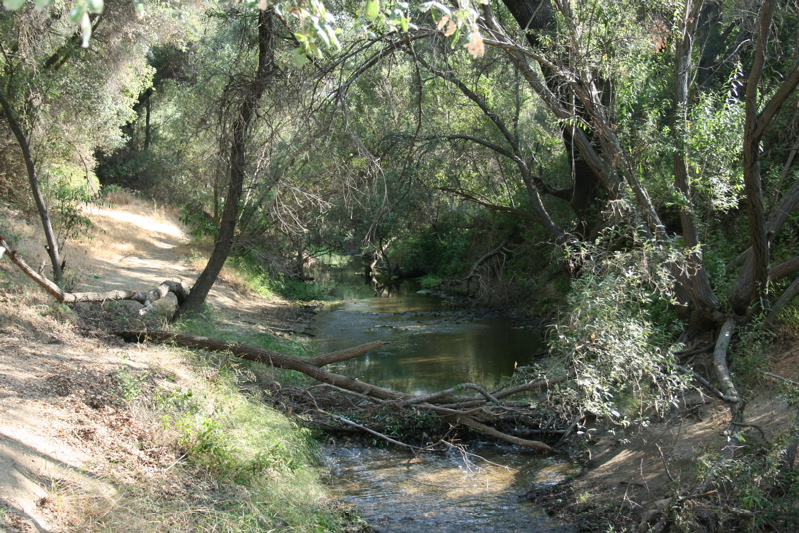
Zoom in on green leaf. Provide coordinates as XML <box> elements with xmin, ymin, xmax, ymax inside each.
<box><xmin>314</xmin><ymin>22</ymin><xmax>330</xmax><ymax>47</ymax></box>
<box><xmin>450</xmin><ymin>27</ymin><xmax>460</xmax><ymax>47</ymax></box>
<box><xmin>34</xmin><ymin>0</ymin><xmax>51</xmax><ymax>10</ymax></box>
<box><xmin>80</xmin><ymin>12</ymin><xmax>92</xmax><ymax>47</ymax></box>
<box><xmin>87</xmin><ymin>0</ymin><xmax>103</xmax><ymax>13</ymax></box>
<box><xmin>3</xmin><ymin>0</ymin><xmax>25</xmax><ymax>10</ymax></box>
<box><xmin>324</xmin><ymin>24</ymin><xmax>340</xmax><ymax>49</ymax></box>
<box><xmin>365</xmin><ymin>0</ymin><xmax>379</xmax><ymax>21</ymax></box>
<box><xmin>290</xmin><ymin>47</ymin><xmax>309</xmax><ymax>67</ymax></box>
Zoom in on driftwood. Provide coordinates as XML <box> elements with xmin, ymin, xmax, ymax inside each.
<box><xmin>117</xmin><ymin>329</ymin><xmax>558</xmax><ymax>453</ymax></box>
<box><xmin>0</xmin><ymin>235</ymin><xmax>189</xmax><ymax>313</ymax></box>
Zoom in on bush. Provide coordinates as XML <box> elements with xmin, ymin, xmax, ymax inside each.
<box><xmin>548</xmin><ymin>229</ymin><xmax>687</xmax><ymax>425</ymax></box>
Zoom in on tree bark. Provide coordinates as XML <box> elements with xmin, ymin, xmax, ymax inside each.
<box><xmin>738</xmin><ymin>0</ymin><xmax>780</xmax><ymax>309</ymax></box>
<box><xmin>712</xmin><ymin>317</ymin><xmax>740</xmax><ymax>404</ymax></box>
<box><xmin>175</xmin><ymin>8</ymin><xmax>276</xmax><ymax>320</ymax></box>
<box><xmin>671</xmin><ymin>0</ymin><xmax>722</xmax><ymax>322</ymax></box>
<box><xmin>0</xmin><ymin>86</ymin><xmax>63</xmax><ymax>283</ymax></box>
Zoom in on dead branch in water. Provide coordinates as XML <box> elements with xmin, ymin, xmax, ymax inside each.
<box><xmin>117</xmin><ymin>329</ymin><xmax>560</xmax><ymax>453</ymax></box>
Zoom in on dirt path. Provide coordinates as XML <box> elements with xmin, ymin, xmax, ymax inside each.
<box><xmin>0</xmin><ymin>197</ymin><xmax>305</xmax><ymax>532</ymax></box>
<box><xmin>71</xmin><ymin>203</ymin><xmax>266</xmax><ymax>323</ymax></box>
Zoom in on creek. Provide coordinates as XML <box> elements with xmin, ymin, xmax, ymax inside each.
<box><xmin>309</xmin><ymin>259</ymin><xmax>575</xmax><ymax>532</ymax></box>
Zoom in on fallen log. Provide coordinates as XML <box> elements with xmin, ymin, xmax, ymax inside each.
<box><xmin>117</xmin><ymin>329</ymin><xmax>557</xmax><ymax>453</ymax></box>
<box><xmin>0</xmin><ymin>235</ymin><xmax>189</xmax><ymax>313</ymax></box>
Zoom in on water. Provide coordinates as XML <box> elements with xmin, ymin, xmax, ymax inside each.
<box><xmin>325</xmin><ymin>445</ymin><xmax>575</xmax><ymax>533</ymax></box>
<box><xmin>310</xmin><ymin>264</ymin><xmax>545</xmax><ymax>395</ymax></box>
<box><xmin>309</xmin><ymin>259</ymin><xmax>573</xmax><ymax>532</ymax></box>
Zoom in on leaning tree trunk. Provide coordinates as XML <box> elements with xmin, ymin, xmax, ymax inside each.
<box><xmin>738</xmin><ymin>0</ymin><xmax>777</xmax><ymax>310</ymax></box>
<box><xmin>731</xmin><ymin>0</ymin><xmax>799</xmax><ymax>312</ymax></box>
<box><xmin>0</xmin><ymin>86</ymin><xmax>63</xmax><ymax>283</ymax></box>
<box><xmin>671</xmin><ymin>0</ymin><xmax>723</xmax><ymax>330</ymax></box>
<box><xmin>175</xmin><ymin>9</ymin><xmax>275</xmax><ymax>320</ymax></box>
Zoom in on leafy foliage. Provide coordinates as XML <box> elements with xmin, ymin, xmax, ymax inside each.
<box><xmin>549</xmin><ymin>228</ymin><xmax>688</xmax><ymax>424</ymax></box>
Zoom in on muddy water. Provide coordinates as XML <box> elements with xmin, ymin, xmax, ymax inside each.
<box><xmin>310</xmin><ymin>260</ymin><xmax>574</xmax><ymax>532</ymax></box>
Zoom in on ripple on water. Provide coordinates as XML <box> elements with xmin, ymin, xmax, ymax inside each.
<box><xmin>325</xmin><ymin>445</ymin><xmax>575</xmax><ymax>533</ymax></box>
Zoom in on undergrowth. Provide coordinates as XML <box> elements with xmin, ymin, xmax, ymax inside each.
<box><xmin>78</xmin><ymin>344</ymin><xmax>358</xmax><ymax>532</ymax></box>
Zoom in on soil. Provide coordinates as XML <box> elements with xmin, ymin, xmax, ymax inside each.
<box><xmin>1</xmin><ymin>195</ymin><xmax>798</xmax><ymax>532</ymax></box>
<box><xmin>530</xmin><ymin>389</ymin><xmax>797</xmax><ymax>532</ymax></box>
<box><xmin>0</xmin><ymin>196</ymin><xmax>310</xmax><ymax>532</ymax></box>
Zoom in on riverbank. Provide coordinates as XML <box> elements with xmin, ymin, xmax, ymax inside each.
<box><xmin>0</xmin><ymin>199</ymin><xmax>366</xmax><ymax>532</ymax></box>
<box><xmin>526</xmin><ymin>381</ymin><xmax>798</xmax><ymax>532</ymax></box>
<box><xmin>4</xmin><ymin>196</ymin><xmax>798</xmax><ymax>532</ymax></box>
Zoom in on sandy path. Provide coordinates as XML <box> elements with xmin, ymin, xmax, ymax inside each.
<box><xmin>68</xmin><ymin>200</ymin><xmax>288</xmax><ymax>326</ymax></box>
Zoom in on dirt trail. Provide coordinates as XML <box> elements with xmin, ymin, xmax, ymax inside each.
<box><xmin>0</xmin><ymin>197</ymin><xmax>301</xmax><ymax>532</ymax></box>
<box><xmin>70</xmin><ymin>203</ymin><xmax>270</xmax><ymax>323</ymax></box>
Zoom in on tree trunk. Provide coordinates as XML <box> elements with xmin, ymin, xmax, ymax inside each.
<box><xmin>0</xmin><ymin>86</ymin><xmax>63</xmax><ymax>283</ymax></box>
<box><xmin>143</xmin><ymin>88</ymin><xmax>152</xmax><ymax>151</ymax></box>
<box><xmin>500</xmin><ymin>0</ymin><xmax>603</xmax><ymax>235</ymax></box>
<box><xmin>175</xmin><ymin>9</ymin><xmax>275</xmax><ymax>320</ymax></box>
<box><xmin>737</xmin><ymin>0</ymin><xmax>777</xmax><ymax>310</ymax></box>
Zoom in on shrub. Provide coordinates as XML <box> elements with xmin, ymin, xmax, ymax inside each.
<box><xmin>548</xmin><ymin>229</ymin><xmax>688</xmax><ymax>425</ymax></box>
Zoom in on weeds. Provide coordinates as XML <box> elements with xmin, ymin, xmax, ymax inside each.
<box><xmin>116</xmin><ymin>366</ymin><xmax>150</xmax><ymax>401</ymax></box>
<box><xmin>674</xmin><ymin>430</ymin><xmax>799</xmax><ymax>531</ymax></box>
<box><xmin>68</xmin><ymin>343</ymin><xmax>353</xmax><ymax>532</ymax></box>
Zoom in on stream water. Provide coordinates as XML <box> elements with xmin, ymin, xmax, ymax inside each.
<box><xmin>309</xmin><ymin>259</ymin><xmax>574</xmax><ymax>532</ymax></box>
<box><xmin>310</xmin><ymin>264</ymin><xmax>546</xmax><ymax>395</ymax></box>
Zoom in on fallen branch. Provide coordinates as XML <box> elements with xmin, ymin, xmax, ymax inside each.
<box><xmin>118</xmin><ymin>329</ymin><xmax>558</xmax><ymax>452</ymax></box>
<box><xmin>318</xmin><ymin>409</ymin><xmax>426</xmax><ymax>452</ymax></box>
<box><xmin>0</xmin><ymin>235</ymin><xmax>189</xmax><ymax>313</ymax></box>
<box><xmin>676</xmin><ymin>365</ymin><xmax>734</xmax><ymax>402</ymax></box>
<box><xmin>454</xmin><ymin>416</ymin><xmax>555</xmax><ymax>453</ymax></box>
<box><xmin>762</xmin><ymin>371</ymin><xmax>799</xmax><ymax>387</ymax></box>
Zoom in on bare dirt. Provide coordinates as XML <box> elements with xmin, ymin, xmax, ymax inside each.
<box><xmin>0</xmin><ymin>195</ymin><xmax>308</xmax><ymax>532</ymax></box>
<box><xmin>1</xmin><ymin>195</ymin><xmax>798</xmax><ymax>532</ymax></box>
<box><xmin>528</xmin><ymin>358</ymin><xmax>799</xmax><ymax>531</ymax></box>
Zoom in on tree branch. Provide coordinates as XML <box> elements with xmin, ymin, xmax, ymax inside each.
<box><xmin>118</xmin><ymin>330</ymin><xmax>558</xmax><ymax>452</ymax></box>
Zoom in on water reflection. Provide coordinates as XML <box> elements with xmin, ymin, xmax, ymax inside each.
<box><xmin>313</xmin><ymin>259</ymin><xmax>572</xmax><ymax>532</ymax></box>
<box><xmin>310</xmin><ymin>290</ymin><xmax>545</xmax><ymax>395</ymax></box>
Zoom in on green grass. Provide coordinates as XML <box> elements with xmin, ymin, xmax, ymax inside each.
<box><xmin>227</xmin><ymin>256</ymin><xmax>334</xmax><ymax>301</ymax></box>
<box><xmin>161</xmin><ymin>351</ymin><xmax>345</xmax><ymax>531</ymax></box>
<box><xmin>88</xmin><ymin>344</ymin><xmax>356</xmax><ymax>532</ymax></box>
